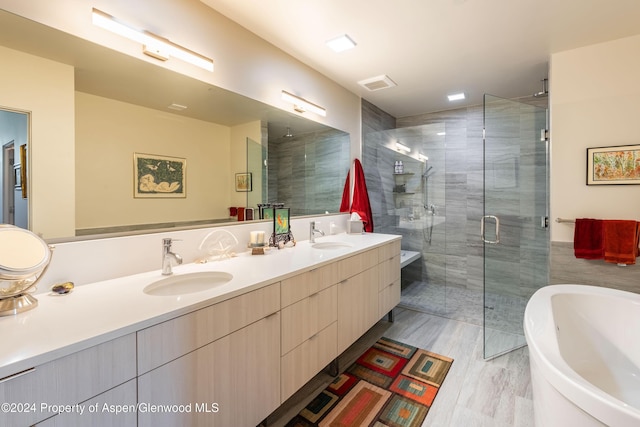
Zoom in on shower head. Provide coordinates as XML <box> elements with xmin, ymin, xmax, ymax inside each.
<box><xmin>533</xmin><ymin>78</ymin><xmax>548</xmax><ymax>97</ymax></box>
<box><xmin>423</xmin><ymin>166</ymin><xmax>434</xmax><ymax>178</ymax></box>
<box><xmin>283</xmin><ymin>127</ymin><xmax>293</xmax><ymax>138</ymax></box>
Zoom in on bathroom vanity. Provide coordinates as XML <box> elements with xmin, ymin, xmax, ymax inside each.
<box><xmin>0</xmin><ymin>233</ymin><xmax>400</xmax><ymax>426</ymax></box>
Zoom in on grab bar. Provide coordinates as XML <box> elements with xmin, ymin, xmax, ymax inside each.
<box><xmin>481</xmin><ymin>215</ymin><xmax>500</xmax><ymax>244</ymax></box>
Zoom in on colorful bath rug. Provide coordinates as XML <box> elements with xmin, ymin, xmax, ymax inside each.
<box><xmin>285</xmin><ymin>337</ymin><xmax>453</xmax><ymax>427</ymax></box>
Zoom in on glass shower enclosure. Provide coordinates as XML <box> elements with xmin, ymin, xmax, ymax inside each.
<box><xmin>482</xmin><ymin>94</ymin><xmax>549</xmax><ymax>359</ymax></box>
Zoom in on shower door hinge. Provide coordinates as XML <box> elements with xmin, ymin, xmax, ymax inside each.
<box><xmin>540</xmin><ymin>129</ymin><xmax>549</xmax><ymax>142</ymax></box>
<box><xmin>541</xmin><ymin>216</ymin><xmax>549</xmax><ymax>228</ymax></box>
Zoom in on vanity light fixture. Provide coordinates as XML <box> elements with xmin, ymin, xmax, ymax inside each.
<box><xmin>396</xmin><ymin>142</ymin><xmax>411</xmax><ymax>153</ymax></box>
<box><xmin>167</xmin><ymin>103</ymin><xmax>188</xmax><ymax>111</ymax></box>
<box><xmin>447</xmin><ymin>92</ymin><xmax>466</xmax><ymax>101</ymax></box>
<box><xmin>92</xmin><ymin>8</ymin><xmax>214</xmax><ymax>72</ymax></box>
<box><xmin>419</xmin><ymin>154</ymin><xmax>429</xmax><ymax>162</ymax></box>
<box><xmin>326</xmin><ymin>34</ymin><xmax>357</xmax><ymax>52</ymax></box>
<box><xmin>281</xmin><ymin>91</ymin><xmax>327</xmax><ymax>117</ymax></box>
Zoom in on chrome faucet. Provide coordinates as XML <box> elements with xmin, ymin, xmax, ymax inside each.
<box><xmin>162</xmin><ymin>238</ymin><xmax>183</xmax><ymax>275</ymax></box>
<box><xmin>310</xmin><ymin>221</ymin><xmax>325</xmax><ymax>243</ymax></box>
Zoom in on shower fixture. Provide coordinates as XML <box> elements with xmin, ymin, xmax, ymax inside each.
<box><xmin>533</xmin><ymin>78</ymin><xmax>548</xmax><ymax>97</ymax></box>
<box><xmin>283</xmin><ymin>127</ymin><xmax>293</xmax><ymax>138</ymax></box>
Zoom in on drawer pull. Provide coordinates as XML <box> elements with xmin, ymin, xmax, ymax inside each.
<box><xmin>0</xmin><ymin>367</ymin><xmax>35</xmax><ymax>384</ymax></box>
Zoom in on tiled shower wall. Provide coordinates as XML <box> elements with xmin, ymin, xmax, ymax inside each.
<box><xmin>364</xmin><ymin>100</ymin><xmax>486</xmax><ymax>292</ymax></box>
<box><xmin>268</xmin><ymin>128</ymin><xmax>350</xmax><ymax>216</ymax></box>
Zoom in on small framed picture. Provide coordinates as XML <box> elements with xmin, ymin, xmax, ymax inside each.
<box><xmin>235</xmin><ymin>172</ymin><xmax>252</xmax><ymax>192</ymax></box>
<box><xmin>134</xmin><ymin>153</ymin><xmax>186</xmax><ymax>198</ymax></box>
<box><xmin>274</xmin><ymin>207</ymin><xmax>290</xmax><ymax>235</ymax></box>
<box><xmin>587</xmin><ymin>144</ymin><xmax>640</xmax><ymax>185</ymax></box>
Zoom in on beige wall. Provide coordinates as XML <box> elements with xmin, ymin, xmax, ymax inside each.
<box><xmin>0</xmin><ymin>46</ymin><xmax>75</xmax><ymax>239</ymax></box>
<box><xmin>75</xmin><ymin>92</ymin><xmax>231</xmax><ymax>230</ymax></box>
<box><xmin>550</xmin><ymin>34</ymin><xmax>640</xmax><ymax>242</ymax></box>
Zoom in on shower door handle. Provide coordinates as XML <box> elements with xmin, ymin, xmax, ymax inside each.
<box><xmin>480</xmin><ymin>215</ymin><xmax>500</xmax><ymax>244</ymax></box>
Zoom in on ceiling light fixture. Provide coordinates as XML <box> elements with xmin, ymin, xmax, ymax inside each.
<box><xmin>281</xmin><ymin>90</ymin><xmax>327</xmax><ymax>117</ymax></box>
<box><xmin>447</xmin><ymin>92</ymin><xmax>466</xmax><ymax>101</ymax></box>
<box><xmin>92</xmin><ymin>8</ymin><xmax>214</xmax><ymax>72</ymax></box>
<box><xmin>419</xmin><ymin>154</ymin><xmax>429</xmax><ymax>162</ymax></box>
<box><xmin>396</xmin><ymin>142</ymin><xmax>411</xmax><ymax>153</ymax></box>
<box><xmin>437</xmin><ymin>132</ymin><xmax>446</xmax><ymax>136</ymax></box>
<box><xmin>326</xmin><ymin>34</ymin><xmax>357</xmax><ymax>52</ymax></box>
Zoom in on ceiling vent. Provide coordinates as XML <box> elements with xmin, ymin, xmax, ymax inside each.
<box><xmin>358</xmin><ymin>75</ymin><xmax>397</xmax><ymax>91</ymax></box>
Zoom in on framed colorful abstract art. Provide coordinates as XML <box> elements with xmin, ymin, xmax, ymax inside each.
<box><xmin>587</xmin><ymin>144</ymin><xmax>640</xmax><ymax>185</ymax></box>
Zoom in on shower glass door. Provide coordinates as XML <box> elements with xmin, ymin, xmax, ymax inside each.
<box><xmin>482</xmin><ymin>94</ymin><xmax>549</xmax><ymax>359</ymax></box>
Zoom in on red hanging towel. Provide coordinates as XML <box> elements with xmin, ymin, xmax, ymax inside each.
<box><xmin>573</xmin><ymin>218</ymin><xmax>604</xmax><ymax>259</ymax></box>
<box><xmin>351</xmin><ymin>159</ymin><xmax>374</xmax><ymax>232</ymax></box>
<box><xmin>603</xmin><ymin>220</ymin><xmax>640</xmax><ymax>265</ymax></box>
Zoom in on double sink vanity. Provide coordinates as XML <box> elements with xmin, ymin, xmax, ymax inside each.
<box><xmin>0</xmin><ymin>232</ymin><xmax>400</xmax><ymax>426</ymax></box>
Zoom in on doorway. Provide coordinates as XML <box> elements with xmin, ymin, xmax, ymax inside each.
<box><xmin>0</xmin><ymin>108</ymin><xmax>29</xmax><ymax>229</ymax></box>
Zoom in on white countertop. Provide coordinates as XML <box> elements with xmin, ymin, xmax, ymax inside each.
<box><xmin>0</xmin><ymin>232</ymin><xmax>400</xmax><ymax>379</ymax></box>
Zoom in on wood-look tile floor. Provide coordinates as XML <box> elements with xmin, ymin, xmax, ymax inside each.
<box><xmin>266</xmin><ymin>307</ymin><xmax>534</xmax><ymax>427</ymax></box>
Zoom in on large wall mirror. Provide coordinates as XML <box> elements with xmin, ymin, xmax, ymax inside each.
<box><xmin>0</xmin><ymin>9</ymin><xmax>350</xmax><ymax>241</ymax></box>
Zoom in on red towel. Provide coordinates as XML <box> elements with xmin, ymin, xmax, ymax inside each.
<box><xmin>603</xmin><ymin>220</ymin><xmax>640</xmax><ymax>265</ymax></box>
<box><xmin>339</xmin><ymin>159</ymin><xmax>374</xmax><ymax>232</ymax></box>
<box><xmin>573</xmin><ymin>218</ymin><xmax>604</xmax><ymax>259</ymax></box>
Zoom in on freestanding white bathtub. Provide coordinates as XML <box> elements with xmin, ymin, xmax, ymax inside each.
<box><xmin>524</xmin><ymin>284</ymin><xmax>640</xmax><ymax>427</ymax></box>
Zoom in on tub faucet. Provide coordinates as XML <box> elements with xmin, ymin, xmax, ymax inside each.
<box><xmin>162</xmin><ymin>238</ymin><xmax>183</xmax><ymax>275</ymax></box>
<box><xmin>310</xmin><ymin>221</ymin><xmax>325</xmax><ymax>243</ymax></box>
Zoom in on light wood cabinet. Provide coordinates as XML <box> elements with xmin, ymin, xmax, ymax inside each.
<box><xmin>138</xmin><ymin>312</ymin><xmax>280</xmax><ymax>427</ymax></box>
<box><xmin>337</xmin><ymin>265</ymin><xmax>380</xmax><ymax>354</ymax></box>
<box><xmin>281</xmin><ymin>322</ymin><xmax>337</xmax><ymax>401</ymax></box>
<box><xmin>378</xmin><ymin>240</ymin><xmax>401</xmax><ymax>317</ymax></box>
<box><xmin>0</xmin><ymin>334</ymin><xmax>136</xmax><ymax>426</ymax></box>
<box><xmin>35</xmin><ymin>379</ymin><xmax>137</xmax><ymax>427</ymax></box>
<box><xmin>281</xmin><ymin>285</ymin><xmax>337</xmax><ymax>355</ymax></box>
<box><xmin>280</xmin><ymin>265</ymin><xmax>339</xmax><ymax>403</ymax></box>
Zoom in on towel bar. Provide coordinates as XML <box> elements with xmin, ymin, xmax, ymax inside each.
<box><xmin>556</xmin><ymin>218</ymin><xmax>575</xmax><ymax>223</ymax></box>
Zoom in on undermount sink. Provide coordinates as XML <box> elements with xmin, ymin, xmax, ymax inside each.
<box><xmin>143</xmin><ymin>271</ymin><xmax>233</xmax><ymax>296</ymax></box>
<box><xmin>311</xmin><ymin>241</ymin><xmax>353</xmax><ymax>250</ymax></box>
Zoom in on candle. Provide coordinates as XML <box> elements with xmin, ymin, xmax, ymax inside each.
<box><xmin>250</xmin><ymin>231</ymin><xmax>265</xmax><ymax>246</ymax></box>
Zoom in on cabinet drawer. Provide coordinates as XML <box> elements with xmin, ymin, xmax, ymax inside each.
<box><xmin>137</xmin><ymin>282</ymin><xmax>280</xmax><ymax>374</ymax></box>
<box><xmin>378</xmin><ymin>254</ymin><xmax>400</xmax><ymax>291</ymax></box>
<box><xmin>378</xmin><ymin>239</ymin><xmax>401</xmax><ymax>261</ymax></box>
<box><xmin>281</xmin><ymin>285</ymin><xmax>337</xmax><ymax>355</ymax></box>
<box><xmin>281</xmin><ymin>263</ymin><xmax>338</xmax><ymax>308</ymax></box>
<box><xmin>379</xmin><ymin>280</ymin><xmax>401</xmax><ymax>318</ymax></box>
<box><xmin>281</xmin><ymin>322</ymin><xmax>337</xmax><ymax>402</ymax></box>
<box><xmin>337</xmin><ymin>248</ymin><xmax>378</xmax><ymax>281</ymax></box>
<box><xmin>0</xmin><ymin>334</ymin><xmax>136</xmax><ymax>426</ymax></box>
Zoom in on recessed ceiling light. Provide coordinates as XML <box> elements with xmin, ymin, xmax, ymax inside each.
<box><xmin>447</xmin><ymin>92</ymin><xmax>466</xmax><ymax>101</ymax></box>
<box><xmin>326</xmin><ymin>34</ymin><xmax>357</xmax><ymax>52</ymax></box>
